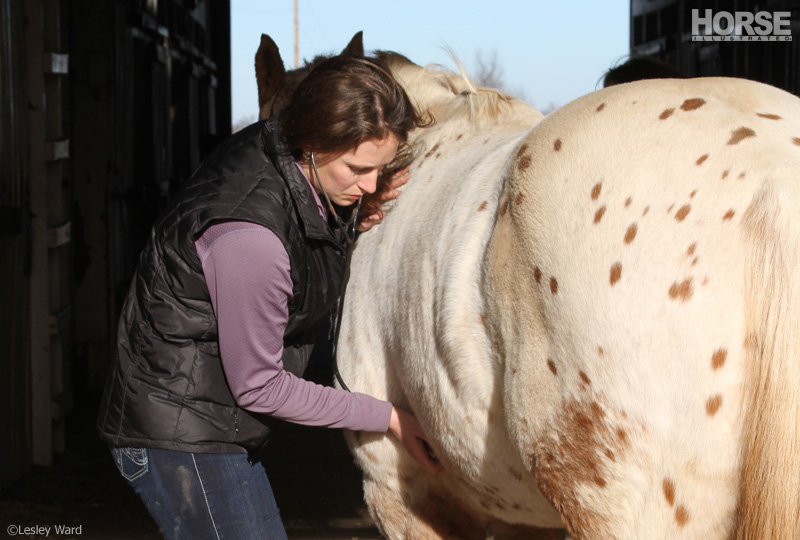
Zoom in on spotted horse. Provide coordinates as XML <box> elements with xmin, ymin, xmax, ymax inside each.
<box><xmin>256</xmin><ymin>35</ymin><xmax>800</xmax><ymax>540</ymax></box>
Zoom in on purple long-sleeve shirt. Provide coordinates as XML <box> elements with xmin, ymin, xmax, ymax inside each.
<box><xmin>194</xmin><ymin>169</ymin><xmax>392</xmax><ymax>433</ymax></box>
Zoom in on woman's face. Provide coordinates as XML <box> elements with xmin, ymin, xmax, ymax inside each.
<box><xmin>308</xmin><ymin>134</ymin><xmax>399</xmax><ymax>206</ymax></box>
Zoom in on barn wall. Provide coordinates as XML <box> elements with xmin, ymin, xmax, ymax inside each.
<box><xmin>1</xmin><ymin>0</ymin><xmax>230</xmax><ymax>486</ymax></box>
<box><xmin>631</xmin><ymin>0</ymin><xmax>800</xmax><ymax>96</ymax></box>
<box><xmin>0</xmin><ymin>0</ymin><xmax>33</xmax><ymax>487</ymax></box>
<box><xmin>71</xmin><ymin>0</ymin><xmax>231</xmax><ymax>397</ymax></box>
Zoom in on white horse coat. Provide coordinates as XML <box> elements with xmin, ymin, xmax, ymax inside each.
<box><xmin>336</xmin><ymin>54</ymin><xmax>800</xmax><ymax>540</ymax></box>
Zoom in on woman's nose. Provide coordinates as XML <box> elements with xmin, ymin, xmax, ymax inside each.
<box><xmin>358</xmin><ymin>171</ymin><xmax>379</xmax><ymax>194</ymax></box>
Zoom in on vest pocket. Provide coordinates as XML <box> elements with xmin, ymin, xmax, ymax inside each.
<box><xmin>112</xmin><ymin>447</ymin><xmax>149</xmax><ymax>482</ymax></box>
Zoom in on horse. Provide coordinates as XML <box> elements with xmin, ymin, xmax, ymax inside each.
<box><xmin>256</xmin><ymin>35</ymin><xmax>800</xmax><ymax>540</ymax></box>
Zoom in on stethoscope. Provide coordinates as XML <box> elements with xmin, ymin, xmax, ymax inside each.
<box><xmin>309</xmin><ymin>151</ymin><xmax>360</xmax><ymax>392</ymax></box>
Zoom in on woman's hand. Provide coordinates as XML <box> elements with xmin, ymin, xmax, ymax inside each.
<box><xmin>388</xmin><ymin>406</ymin><xmax>443</xmax><ymax>475</ymax></box>
<box><xmin>356</xmin><ymin>165</ymin><xmax>411</xmax><ymax>232</ymax></box>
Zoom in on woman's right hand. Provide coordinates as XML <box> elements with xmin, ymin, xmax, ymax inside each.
<box><xmin>357</xmin><ymin>165</ymin><xmax>411</xmax><ymax>232</ymax></box>
<box><xmin>388</xmin><ymin>406</ymin><xmax>444</xmax><ymax>475</ymax></box>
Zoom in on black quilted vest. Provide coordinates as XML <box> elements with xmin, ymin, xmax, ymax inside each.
<box><xmin>97</xmin><ymin>119</ymin><xmax>347</xmax><ymax>455</ymax></box>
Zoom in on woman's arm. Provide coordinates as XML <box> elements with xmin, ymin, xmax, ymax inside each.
<box><xmin>196</xmin><ymin>220</ymin><xmax>391</xmax><ymax>432</ymax></box>
<box><xmin>197</xmin><ymin>220</ymin><xmax>441</xmax><ymax>474</ymax></box>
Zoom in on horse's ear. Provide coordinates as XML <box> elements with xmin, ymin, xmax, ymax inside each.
<box><xmin>255</xmin><ymin>34</ymin><xmax>286</xmax><ymax>114</ymax></box>
<box><xmin>342</xmin><ymin>31</ymin><xmax>364</xmax><ymax>56</ymax></box>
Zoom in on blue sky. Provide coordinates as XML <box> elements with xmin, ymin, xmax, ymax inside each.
<box><xmin>230</xmin><ymin>1</ymin><xmax>630</xmax><ymax>126</ymax></box>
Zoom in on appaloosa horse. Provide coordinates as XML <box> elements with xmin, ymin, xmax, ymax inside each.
<box><xmin>256</xmin><ymin>35</ymin><xmax>800</xmax><ymax>540</ymax></box>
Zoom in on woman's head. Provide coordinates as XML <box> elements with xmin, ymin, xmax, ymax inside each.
<box><xmin>602</xmin><ymin>56</ymin><xmax>686</xmax><ymax>88</ymax></box>
<box><xmin>280</xmin><ymin>55</ymin><xmax>424</xmax><ymax>162</ymax></box>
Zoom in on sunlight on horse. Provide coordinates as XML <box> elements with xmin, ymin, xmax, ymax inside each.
<box><xmin>256</xmin><ymin>33</ymin><xmax>800</xmax><ymax>540</ymax></box>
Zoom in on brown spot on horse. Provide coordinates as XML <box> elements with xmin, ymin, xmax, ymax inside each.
<box><xmin>591</xmin><ymin>182</ymin><xmax>602</xmax><ymax>200</ymax></box>
<box><xmin>659</xmin><ymin>108</ymin><xmax>675</xmax><ymax>120</ymax></box>
<box><xmin>424</xmin><ymin>143</ymin><xmax>441</xmax><ymax>158</ymax></box>
<box><xmin>593</xmin><ymin>475</ymin><xmax>607</xmax><ymax>488</ymax></box>
<box><xmin>610</xmin><ymin>263</ymin><xmax>622</xmax><ymax>286</ymax></box>
<box><xmin>675</xmin><ymin>205</ymin><xmax>691</xmax><ymax>222</ymax></box>
<box><xmin>723</xmin><ymin>209</ymin><xmax>735</xmax><ymax>221</ymax></box>
<box><xmin>669</xmin><ymin>279</ymin><xmax>693</xmax><ymax>301</ymax></box>
<box><xmin>478</xmin><ymin>201</ymin><xmax>488</xmax><ymax>211</ymax></box>
<box><xmin>547</xmin><ymin>359</ymin><xmax>558</xmax><ymax>375</ymax></box>
<box><xmin>727</xmin><ymin>127</ymin><xmax>756</xmax><ymax>145</ymax></box>
<box><xmin>580</xmin><ymin>371</ymin><xmax>591</xmax><ymax>385</ymax></box>
<box><xmin>793</xmin><ymin>137</ymin><xmax>800</xmax><ymax>146</ymax></box>
<box><xmin>706</xmin><ymin>395</ymin><xmax>723</xmax><ymax>416</ymax></box>
<box><xmin>663</xmin><ymin>479</ymin><xmax>676</xmax><ymax>507</ymax></box>
<box><xmin>722</xmin><ymin>170</ymin><xmax>729</xmax><ymax>179</ymax></box>
<box><xmin>594</xmin><ymin>206</ymin><xmax>607</xmax><ymax>224</ymax></box>
<box><xmin>757</xmin><ymin>112</ymin><xmax>782</xmax><ymax>120</ymax></box>
<box><xmin>624</xmin><ymin>223</ymin><xmax>638</xmax><ymax>244</ymax></box>
<box><xmin>533</xmin><ymin>399</ymin><xmax>623</xmax><ymax>539</ymax></box>
<box><xmin>712</xmin><ymin>348</ymin><xmax>727</xmax><ymax>370</ymax></box>
<box><xmin>596</xmin><ymin>103</ymin><xmax>606</xmax><ymax>112</ymax></box>
<box><xmin>696</xmin><ymin>154</ymin><xmax>709</xmax><ymax>165</ymax></box>
<box><xmin>675</xmin><ymin>505</ymin><xmax>690</xmax><ymax>527</ymax></box>
<box><xmin>616</xmin><ymin>428</ymin><xmax>627</xmax><ymax>444</ymax></box>
<box><xmin>680</xmin><ymin>98</ymin><xmax>705</xmax><ymax>111</ymax></box>
<box><xmin>550</xmin><ymin>278</ymin><xmax>559</xmax><ymax>295</ymax></box>
<box><xmin>554</xmin><ymin>139</ymin><xmax>562</xmax><ymax>151</ymax></box>
<box><xmin>534</xmin><ymin>266</ymin><xmax>542</xmax><ymax>284</ymax></box>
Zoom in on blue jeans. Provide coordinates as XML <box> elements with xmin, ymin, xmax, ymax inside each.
<box><xmin>111</xmin><ymin>446</ymin><xmax>288</xmax><ymax>540</ymax></box>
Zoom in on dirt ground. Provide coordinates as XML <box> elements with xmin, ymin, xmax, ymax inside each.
<box><xmin>0</xmin><ymin>351</ymin><xmax>383</xmax><ymax>540</ymax></box>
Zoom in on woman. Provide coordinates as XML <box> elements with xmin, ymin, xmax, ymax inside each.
<box><xmin>97</xmin><ymin>55</ymin><xmax>440</xmax><ymax>540</ymax></box>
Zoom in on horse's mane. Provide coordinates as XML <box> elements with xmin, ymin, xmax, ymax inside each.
<box><xmin>376</xmin><ymin>51</ymin><xmax>541</xmax><ymax>130</ymax></box>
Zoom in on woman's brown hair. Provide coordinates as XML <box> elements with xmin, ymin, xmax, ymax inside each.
<box><xmin>280</xmin><ymin>55</ymin><xmax>427</xmax><ymax>162</ymax></box>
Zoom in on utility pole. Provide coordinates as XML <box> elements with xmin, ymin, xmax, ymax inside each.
<box><xmin>293</xmin><ymin>0</ymin><xmax>299</xmax><ymax>68</ymax></box>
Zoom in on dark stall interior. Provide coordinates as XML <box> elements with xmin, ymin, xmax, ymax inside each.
<box><xmin>1</xmin><ymin>0</ymin><xmax>798</xmax><ymax>538</ymax></box>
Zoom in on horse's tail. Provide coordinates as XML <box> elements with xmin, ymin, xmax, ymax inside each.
<box><xmin>736</xmin><ymin>182</ymin><xmax>800</xmax><ymax>540</ymax></box>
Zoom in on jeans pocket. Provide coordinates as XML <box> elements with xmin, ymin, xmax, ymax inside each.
<box><xmin>112</xmin><ymin>447</ymin><xmax>149</xmax><ymax>482</ymax></box>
